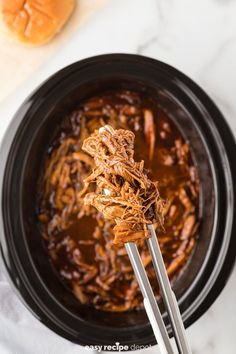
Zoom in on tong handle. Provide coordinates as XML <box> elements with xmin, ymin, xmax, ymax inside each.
<box><xmin>147</xmin><ymin>225</ymin><xmax>192</xmax><ymax>354</ymax></box>
<box><xmin>125</xmin><ymin>242</ymin><xmax>174</xmax><ymax>354</ymax></box>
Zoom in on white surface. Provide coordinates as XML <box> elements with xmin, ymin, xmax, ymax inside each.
<box><xmin>0</xmin><ymin>0</ymin><xmax>236</xmax><ymax>353</ymax></box>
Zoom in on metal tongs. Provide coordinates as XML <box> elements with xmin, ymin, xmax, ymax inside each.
<box><xmin>125</xmin><ymin>225</ymin><xmax>192</xmax><ymax>354</ymax></box>
<box><xmin>98</xmin><ymin>126</ymin><xmax>191</xmax><ymax>353</ymax></box>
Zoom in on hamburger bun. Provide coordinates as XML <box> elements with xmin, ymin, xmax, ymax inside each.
<box><xmin>1</xmin><ymin>0</ymin><xmax>75</xmax><ymax>45</ymax></box>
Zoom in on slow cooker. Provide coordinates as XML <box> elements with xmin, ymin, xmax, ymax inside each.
<box><xmin>0</xmin><ymin>54</ymin><xmax>235</xmax><ymax>350</ymax></box>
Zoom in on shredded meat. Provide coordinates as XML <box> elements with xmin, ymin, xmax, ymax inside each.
<box><xmin>37</xmin><ymin>90</ymin><xmax>200</xmax><ymax>312</ymax></box>
<box><xmin>144</xmin><ymin>109</ymin><xmax>156</xmax><ymax>160</ymax></box>
<box><xmin>82</xmin><ymin>125</ymin><xmax>166</xmax><ymax>245</ymax></box>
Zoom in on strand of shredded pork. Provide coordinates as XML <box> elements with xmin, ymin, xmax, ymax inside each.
<box><xmin>81</xmin><ymin>125</ymin><xmax>166</xmax><ymax>245</ymax></box>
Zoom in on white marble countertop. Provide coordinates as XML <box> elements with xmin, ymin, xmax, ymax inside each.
<box><xmin>0</xmin><ymin>0</ymin><xmax>236</xmax><ymax>353</ymax></box>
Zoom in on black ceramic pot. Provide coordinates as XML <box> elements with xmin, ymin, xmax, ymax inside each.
<box><xmin>0</xmin><ymin>54</ymin><xmax>235</xmax><ymax>351</ymax></box>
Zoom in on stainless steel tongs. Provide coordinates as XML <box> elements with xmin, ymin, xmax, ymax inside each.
<box><xmin>97</xmin><ymin>126</ymin><xmax>191</xmax><ymax>353</ymax></box>
<box><xmin>125</xmin><ymin>224</ymin><xmax>192</xmax><ymax>354</ymax></box>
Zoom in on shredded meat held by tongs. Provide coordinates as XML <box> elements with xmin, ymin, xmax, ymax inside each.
<box><xmin>82</xmin><ymin>125</ymin><xmax>166</xmax><ymax>245</ymax></box>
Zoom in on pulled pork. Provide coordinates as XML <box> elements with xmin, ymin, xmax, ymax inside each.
<box><xmin>82</xmin><ymin>125</ymin><xmax>166</xmax><ymax>245</ymax></box>
<box><xmin>37</xmin><ymin>90</ymin><xmax>199</xmax><ymax>312</ymax></box>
